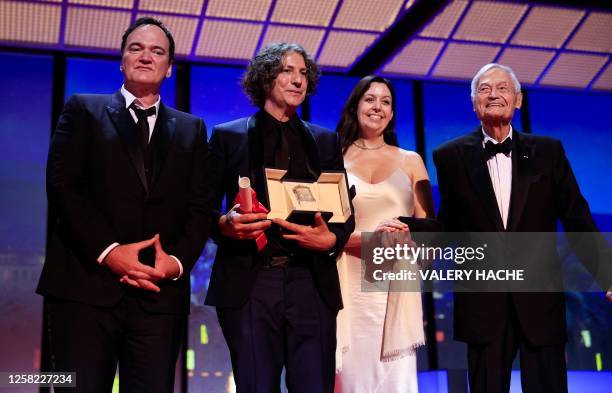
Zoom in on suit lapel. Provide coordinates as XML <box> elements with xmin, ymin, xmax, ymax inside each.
<box><xmin>106</xmin><ymin>91</ymin><xmax>148</xmax><ymax>194</ymax></box>
<box><xmin>149</xmin><ymin>104</ymin><xmax>176</xmax><ymax>190</ymax></box>
<box><xmin>154</xmin><ymin>104</ymin><xmax>176</xmax><ymax>166</ymax></box>
<box><xmin>508</xmin><ymin>130</ymin><xmax>537</xmax><ymax>231</ymax></box>
<box><xmin>300</xmin><ymin>120</ymin><xmax>321</xmax><ymax>179</ymax></box>
<box><xmin>247</xmin><ymin>115</ymin><xmax>269</xmax><ymax>209</ymax></box>
<box><xmin>462</xmin><ymin>128</ymin><xmax>505</xmax><ymax>231</ymax></box>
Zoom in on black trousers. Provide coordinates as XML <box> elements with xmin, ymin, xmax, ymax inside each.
<box><xmin>467</xmin><ymin>297</ymin><xmax>568</xmax><ymax>393</ymax></box>
<box><xmin>216</xmin><ymin>265</ymin><xmax>337</xmax><ymax>393</ymax></box>
<box><xmin>44</xmin><ymin>294</ymin><xmax>185</xmax><ymax>393</ymax></box>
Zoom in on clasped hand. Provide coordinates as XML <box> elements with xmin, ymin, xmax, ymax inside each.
<box><xmin>375</xmin><ymin>217</ymin><xmax>408</xmax><ymax>233</ymax></box>
<box><xmin>103</xmin><ymin>234</ymin><xmax>179</xmax><ymax>292</ymax></box>
<box><xmin>375</xmin><ymin>218</ymin><xmax>417</xmax><ymax>249</ymax></box>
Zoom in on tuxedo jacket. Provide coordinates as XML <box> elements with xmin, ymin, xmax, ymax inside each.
<box><xmin>37</xmin><ymin>91</ymin><xmax>210</xmax><ymax>314</ymax></box>
<box><xmin>204</xmin><ymin>115</ymin><xmax>355</xmax><ymax>312</ymax></box>
<box><xmin>433</xmin><ymin>128</ymin><xmax>605</xmax><ymax>345</ymax></box>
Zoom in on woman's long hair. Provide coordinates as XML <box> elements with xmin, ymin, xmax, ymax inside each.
<box><xmin>336</xmin><ymin>75</ymin><xmax>398</xmax><ymax>154</ymax></box>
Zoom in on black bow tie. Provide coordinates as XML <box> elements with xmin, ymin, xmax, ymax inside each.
<box><xmin>484</xmin><ymin>138</ymin><xmax>512</xmax><ymax>158</ymax></box>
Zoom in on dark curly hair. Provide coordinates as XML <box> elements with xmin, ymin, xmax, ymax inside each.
<box><xmin>241</xmin><ymin>42</ymin><xmax>320</xmax><ymax>108</ymax></box>
<box><xmin>121</xmin><ymin>17</ymin><xmax>175</xmax><ymax>62</ymax></box>
<box><xmin>336</xmin><ymin>75</ymin><xmax>398</xmax><ymax>154</ymax></box>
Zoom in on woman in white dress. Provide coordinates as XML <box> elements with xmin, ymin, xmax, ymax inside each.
<box><xmin>334</xmin><ymin>76</ymin><xmax>435</xmax><ymax>393</ymax></box>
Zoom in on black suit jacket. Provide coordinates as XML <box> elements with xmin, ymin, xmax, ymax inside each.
<box><xmin>204</xmin><ymin>115</ymin><xmax>354</xmax><ymax>312</ymax></box>
<box><xmin>433</xmin><ymin>128</ymin><xmax>606</xmax><ymax>345</ymax></box>
<box><xmin>37</xmin><ymin>91</ymin><xmax>210</xmax><ymax>314</ymax></box>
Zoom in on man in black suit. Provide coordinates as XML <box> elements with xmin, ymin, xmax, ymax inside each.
<box><xmin>37</xmin><ymin>18</ymin><xmax>209</xmax><ymax>392</ymax></box>
<box><xmin>433</xmin><ymin>63</ymin><xmax>610</xmax><ymax>393</ymax></box>
<box><xmin>205</xmin><ymin>43</ymin><xmax>354</xmax><ymax>393</ymax></box>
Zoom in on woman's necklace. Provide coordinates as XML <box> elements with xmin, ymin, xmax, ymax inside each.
<box><xmin>352</xmin><ymin>140</ymin><xmax>386</xmax><ymax>150</ymax></box>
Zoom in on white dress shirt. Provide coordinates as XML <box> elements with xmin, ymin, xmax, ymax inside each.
<box><xmin>97</xmin><ymin>86</ymin><xmax>183</xmax><ymax>279</ymax></box>
<box><xmin>121</xmin><ymin>84</ymin><xmax>160</xmax><ymax>142</ymax></box>
<box><xmin>482</xmin><ymin>126</ymin><xmax>513</xmax><ymax>229</ymax></box>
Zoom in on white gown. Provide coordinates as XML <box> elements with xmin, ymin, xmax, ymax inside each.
<box><xmin>335</xmin><ymin>168</ymin><xmax>419</xmax><ymax>393</ymax></box>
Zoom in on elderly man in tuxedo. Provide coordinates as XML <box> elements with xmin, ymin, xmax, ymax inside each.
<box><xmin>433</xmin><ymin>63</ymin><xmax>609</xmax><ymax>393</ymax></box>
<box><xmin>37</xmin><ymin>17</ymin><xmax>209</xmax><ymax>393</ymax></box>
<box><xmin>205</xmin><ymin>43</ymin><xmax>354</xmax><ymax>393</ymax></box>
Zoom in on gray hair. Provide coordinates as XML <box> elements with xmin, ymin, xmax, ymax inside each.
<box><xmin>470</xmin><ymin>63</ymin><xmax>521</xmax><ymax>102</ymax></box>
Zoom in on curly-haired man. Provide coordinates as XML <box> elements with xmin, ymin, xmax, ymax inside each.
<box><xmin>205</xmin><ymin>43</ymin><xmax>354</xmax><ymax>393</ymax></box>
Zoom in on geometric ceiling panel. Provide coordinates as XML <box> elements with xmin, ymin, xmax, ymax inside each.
<box><xmin>333</xmin><ymin>0</ymin><xmax>404</xmax><ymax>32</ymax></box>
<box><xmin>195</xmin><ymin>20</ymin><xmax>263</xmax><ymax>60</ymax></box>
<box><xmin>205</xmin><ymin>0</ymin><xmax>272</xmax><ymax>21</ymax></box>
<box><xmin>382</xmin><ymin>38</ymin><xmax>444</xmax><ymax>76</ymax></box>
<box><xmin>137</xmin><ymin>14</ymin><xmax>199</xmax><ymax>56</ymax></box>
<box><xmin>0</xmin><ymin>1</ymin><xmax>61</xmax><ymax>44</ymax></box>
<box><xmin>496</xmin><ymin>47</ymin><xmax>555</xmax><ymax>84</ymax></box>
<box><xmin>65</xmin><ymin>7</ymin><xmax>131</xmax><ymax>49</ymax></box>
<box><xmin>453</xmin><ymin>1</ymin><xmax>528</xmax><ymax>43</ymax></box>
<box><xmin>566</xmin><ymin>12</ymin><xmax>612</xmax><ymax>53</ymax></box>
<box><xmin>69</xmin><ymin>0</ymin><xmax>132</xmax><ymax>8</ymax></box>
<box><xmin>592</xmin><ymin>62</ymin><xmax>612</xmax><ymax>91</ymax></box>
<box><xmin>1</xmin><ymin>0</ymin><xmax>610</xmax><ymax>92</ymax></box>
<box><xmin>432</xmin><ymin>42</ymin><xmax>501</xmax><ymax>79</ymax></box>
<box><xmin>318</xmin><ymin>31</ymin><xmax>378</xmax><ymax>67</ymax></box>
<box><xmin>139</xmin><ymin>0</ymin><xmax>204</xmax><ymax>16</ymax></box>
<box><xmin>420</xmin><ymin>0</ymin><xmax>468</xmax><ymax>39</ymax></box>
<box><xmin>511</xmin><ymin>6</ymin><xmax>585</xmax><ymax>49</ymax></box>
<box><xmin>261</xmin><ymin>26</ymin><xmax>326</xmax><ymax>58</ymax></box>
<box><xmin>540</xmin><ymin>53</ymin><xmax>608</xmax><ymax>88</ymax></box>
<box><xmin>271</xmin><ymin>0</ymin><xmax>339</xmax><ymax>27</ymax></box>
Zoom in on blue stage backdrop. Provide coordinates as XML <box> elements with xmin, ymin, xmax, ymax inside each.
<box><xmin>310</xmin><ymin>74</ymin><xmax>360</xmax><ymax>132</ymax></box>
<box><xmin>187</xmin><ymin>64</ymin><xmax>256</xmax><ymax>392</ymax></box>
<box><xmin>0</xmin><ymin>52</ymin><xmax>52</xmax><ymax>386</ymax></box>
<box><xmin>0</xmin><ymin>52</ymin><xmax>610</xmax><ymax>393</ymax></box>
<box><xmin>528</xmin><ymin>89</ymin><xmax>612</xmax><ymax>371</ymax></box>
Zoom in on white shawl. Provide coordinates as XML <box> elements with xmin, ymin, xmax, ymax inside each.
<box><xmin>335</xmin><ymin>251</ymin><xmax>425</xmax><ymax>372</ymax></box>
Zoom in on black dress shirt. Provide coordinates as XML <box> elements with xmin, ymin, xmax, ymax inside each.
<box><xmin>258</xmin><ymin>110</ymin><xmax>316</xmax><ymax>257</ymax></box>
